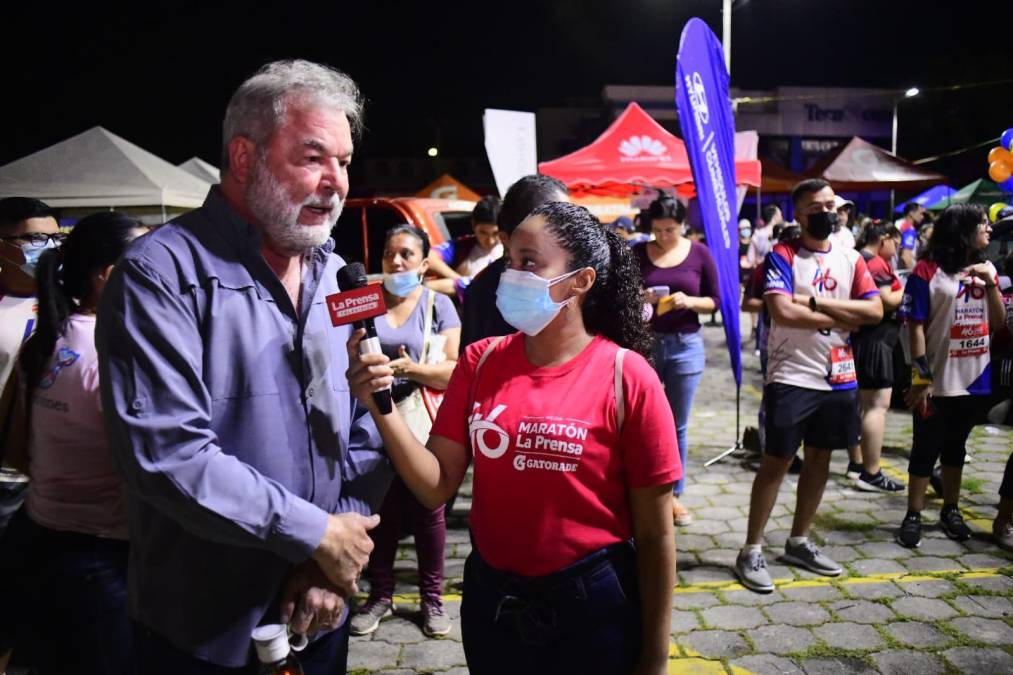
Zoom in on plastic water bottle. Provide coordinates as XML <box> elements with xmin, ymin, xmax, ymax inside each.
<box><xmin>251</xmin><ymin>624</ymin><xmax>306</xmax><ymax>675</ymax></box>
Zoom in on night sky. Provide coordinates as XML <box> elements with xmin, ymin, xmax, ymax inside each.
<box><xmin>4</xmin><ymin>1</ymin><xmax>1012</xmax><ymax>187</ymax></box>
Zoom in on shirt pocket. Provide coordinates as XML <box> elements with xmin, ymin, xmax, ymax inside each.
<box><xmin>305</xmin><ymin>298</ymin><xmax>350</xmax><ymax>392</ymax></box>
<box><xmin>203</xmin><ymin>280</ymin><xmax>289</xmax><ymax>399</ymax></box>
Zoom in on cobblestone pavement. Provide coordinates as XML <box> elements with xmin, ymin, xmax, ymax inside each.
<box><xmin>349</xmin><ymin>323</ymin><xmax>1013</xmax><ymax>674</ymax></box>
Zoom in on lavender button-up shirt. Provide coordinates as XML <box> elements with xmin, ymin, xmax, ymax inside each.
<box><xmin>97</xmin><ymin>188</ymin><xmax>391</xmax><ymax>667</ymax></box>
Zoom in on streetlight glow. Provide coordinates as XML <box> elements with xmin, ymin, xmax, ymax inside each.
<box><xmin>427</xmin><ymin>146</ymin><xmax>438</xmax><ymax>157</ymax></box>
<box><xmin>905</xmin><ymin>87</ymin><xmax>920</xmax><ymax>98</ymax></box>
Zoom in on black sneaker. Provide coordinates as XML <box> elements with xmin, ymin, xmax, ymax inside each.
<box><xmin>940</xmin><ymin>505</ymin><xmax>971</xmax><ymax>541</ymax></box>
<box><xmin>929</xmin><ymin>465</ymin><xmax>943</xmax><ymax>497</ymax></box>
<box><xmin>846</xmin><ymin>461</ymin><xmax>863</xmax><ymax>481</ymax></box>
<box><xmin>854</xmin><ymin>470</ymin><xmax>905</xmax><ymax>493</ymax></box>
<box><xmin>896</xmin><ymin>512</ymin><xmax>922</xmax><ymax>548</ymax></box>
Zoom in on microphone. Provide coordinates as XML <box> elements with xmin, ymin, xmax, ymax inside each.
<box><xmin>335</xmin><ymin>263</ymin><xmax>393</xmax><ymax>415</ymax></box>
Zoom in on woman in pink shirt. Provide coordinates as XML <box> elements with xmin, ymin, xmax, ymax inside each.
<box><xmin>0</xmin><ymin>212</ymin><xmax>146</xmax><ymax>675</ymax></box>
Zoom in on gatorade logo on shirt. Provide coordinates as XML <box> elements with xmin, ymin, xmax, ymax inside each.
<box><xmin>430</xmin><ymin>333</ymin><xmax>680</xmax><ymax>576</ymax></box>
<box><xmin>469</xmin><ymin>401</ymin><xmax>589</xmax><ymax>473</ymax></box>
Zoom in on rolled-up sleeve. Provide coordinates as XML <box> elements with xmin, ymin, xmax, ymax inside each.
<box><xmin>97</xmin><ymin>257</ymin><xmax>328</xmax><ymax>563</ymax></box>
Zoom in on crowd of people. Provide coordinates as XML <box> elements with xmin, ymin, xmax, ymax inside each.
<box><xmin>0</xmin><ymin>57</ymin><xmax>1010</xmax><ymax>675</ymax></box>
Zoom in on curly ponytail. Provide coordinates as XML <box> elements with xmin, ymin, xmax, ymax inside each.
<box><xmin>530</xmin><ymin>201</ymin><xmax>654</xmax><ymax>361</ymax></box>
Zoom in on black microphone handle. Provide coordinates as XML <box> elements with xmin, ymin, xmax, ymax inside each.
<box><xmin>355</xmin><ymin>317</ymin><xmax>393</xmax><ymax>415</ymax></box>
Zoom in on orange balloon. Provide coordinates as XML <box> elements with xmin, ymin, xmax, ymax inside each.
<box><xmin>989</xmin><ymin>147</ymin><xmax>1013</xmax><ymax>165</ymax></box>
<box><xmin>990</xmin><ymin>160</ymin><xmax>1013</xmax><ymax>184</ymax></box>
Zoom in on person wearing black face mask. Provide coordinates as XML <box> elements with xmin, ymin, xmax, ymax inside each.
<box><xmin>734</xmin><ymin>179</ymin><xmax>884</xmax><ymax>594</ymax></box>
<box><xmin>806</xmin><ymin>209</ymin><xmax>838</xmax><ymax>240</ymax></box>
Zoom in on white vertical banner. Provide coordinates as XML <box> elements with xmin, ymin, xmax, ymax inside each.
<box><xmin>483</xmin><ymin>109</ymin><xmax>537</xmax><ymax>197</ymax></box>
<box><xmin>734</xmin><ymin>130</ymin><xmax>759</xmax><ymax>214</ymax></box>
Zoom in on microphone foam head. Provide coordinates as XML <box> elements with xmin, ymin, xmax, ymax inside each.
<box><xmin>337</xmin><ymin>262</ymin><xmax>368</xmax><ymax>290</ymax></box>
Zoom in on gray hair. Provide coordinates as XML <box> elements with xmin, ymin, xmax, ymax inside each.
<box><xmin>221</xmin><ymin>59</ymin><xmax>364</xmax><ymax>172</ymax></box>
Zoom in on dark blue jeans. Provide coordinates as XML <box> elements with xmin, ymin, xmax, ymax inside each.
<box><xmin>0</xmin><ymin>508</ymin><xmax>133</xmax><ymax>675</ymax></box>
<box><xmin>135</xmin><ymin>619</ymin><xmax>349</xmax><ymax>675</ymax></box>
<box><xmin>460</xmin><ymin>542</ymin><xmax>641</xmax><ymax>674</ymax></box>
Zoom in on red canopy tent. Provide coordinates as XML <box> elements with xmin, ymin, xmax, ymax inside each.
<box><xmin>538</xmin><ymin>102</ymin><xmax>762</xmax><ymax>198</ymax></box>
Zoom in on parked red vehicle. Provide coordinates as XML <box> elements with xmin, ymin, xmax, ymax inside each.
<box><xmin>332</xmin><ymin>197</ymin><xmax>476</xmax><ymax>275</ymax></box>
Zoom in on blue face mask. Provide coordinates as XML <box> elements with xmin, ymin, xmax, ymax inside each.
<box><xmin>495</xmin><ymin>268</ymin><xmax>580</xmax><ymax>336</ymax></box>
<box><xmin>10</xmin><ymin>240</ymin><xmax>55</xmax><ymax>277</ymax></box>
<box><xmin>383</xmin><ymin>269</ymin><xmax>422</xmax><ymax>297</ymax></box>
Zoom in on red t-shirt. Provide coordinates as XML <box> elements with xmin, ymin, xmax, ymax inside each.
<box><xmin>865</xmin><ymin>253</ymin><xmax>902</xmax><ymax>293</ymax></box>
<box><xmin>431</xmin><ymin>333</ymin><xmax>680</xmax><ymax>576</ymax></box>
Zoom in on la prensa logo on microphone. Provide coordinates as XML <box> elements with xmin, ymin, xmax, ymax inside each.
<box><xmin>618</xmin><ymin>135</ymin><xmax>669</xmax><ymax>163</ymax></box>
<box><xmin>326</xmin><ymin>284</ymin><xmax>387</xmax><ymax>326</ymax></box>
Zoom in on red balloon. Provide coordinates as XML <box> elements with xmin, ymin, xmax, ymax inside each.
<box><xmin>990</xmin><ymin>160</ymin><xmax>1013</xmax><ymax>184</ymax></box>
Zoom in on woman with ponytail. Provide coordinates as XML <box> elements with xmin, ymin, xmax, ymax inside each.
<box><xmin>1</xmin><ymin>212</ymin><xmax>146</xmax><ymax>675</ymax></box>
<box><xmin>346</xmin><ymin>201</ymin><xmax>679</xmax><ymax>674</ymax></box>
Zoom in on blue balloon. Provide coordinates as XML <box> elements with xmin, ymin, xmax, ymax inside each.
<box><xmin>1001</xmin><ymin>176</ymin><xmax>1013</xmax><ymax>193</ymax></box>
<box><xmin>1003</xmin><ymin>128</ymin><xmax>1013</xmax><ymax>152</ymax></box>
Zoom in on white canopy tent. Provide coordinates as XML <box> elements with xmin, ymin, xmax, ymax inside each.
<box><xmin>178</xmin><ymin>156</ymin><xmax>221</xmax><ymax>184</ymax></box>
<box><xmin>0</xmin><ymin>127</ymin><xmax>212</xmax><ymax>213</ymax></box>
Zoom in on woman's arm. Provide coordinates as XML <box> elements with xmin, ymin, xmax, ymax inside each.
<box><xmin>670</xmin><ymin>293</ymin><xmax>716</xmax><ymax>314</ymax></box>
<box><xmin>424</xmin><ymin>277</ymin><xmax>458</xmax><ymax>297</ymax></box>
<box><xmin>630</xmin><ymin>483</ymin><xmax>676</xmax><ymax>674</ymax></box>
<box><xmin>879</xmin><ymin>286</ymin><xmax>904</xmax><ymax>312</ymax></box>
<box><xmin>742</xmin><ymin>296</ymin><xmax>764</xmax><ymax>313</ymax></box>
<box><xmin>675</xmin><ymin>244</ymin><xmax>720</xmax><ymax>314</ymax></box>
<box><xmin>391</xmin><ymin>327</ymin><xmax>461</xmax><ymax>390</ymax></box>
<box><xmin>987</xmin><ymin>284</ymin><xmax>1006</xmax><ymax>331</ymax></box>
<box><xmin>346</xmin><ymin>329</ymin><xmax>470</xmax><ymax>508</ymax></box>
<box><xmin>427</xmin><ymin>251</ymin><xmax>461</xmax><ymax>280</ymax></box>
<box><xmin>904</xmin><ymin>321</ymin><xmax>931</xmax><ymax>411</ymax></box>
<box><xmin>964</xmin><ymin>263</ymin><xmax>1005</xmax><ymax>331</ymax></box>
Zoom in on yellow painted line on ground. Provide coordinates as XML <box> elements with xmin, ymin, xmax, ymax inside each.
<box><xmin>387</xmin><ymin>567</ymin><xmax>1005</xmax><ymax>607</ymax></box>
<box><xmin>877</xmin><ymin>455</ymin><xmax>995</xmax><ymax>533</ymax></box>
<box><xmin>671</xmin><ymin>645</ymin><xmax>751</xmax><ymax>674</ymax></box>
<box><xmin>673</xmin><ymin>565</ymin><xmax>1004</xmax><ymax>596</ymax></box>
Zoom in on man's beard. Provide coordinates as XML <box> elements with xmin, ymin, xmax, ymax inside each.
<box><xmin>245</xmin><ymin>157</ymin><xmax>343</xmax><ymax>256</ymax></box>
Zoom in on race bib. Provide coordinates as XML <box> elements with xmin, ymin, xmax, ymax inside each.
<box><xmin>828</xmin><ymin>345</ymin><xmax>857</xmax><ymax>385</ymax></box>
<box><xmin>949</xmin><ymin>322</ymin><xmax>989</xmax><ymax>358</ymax></box>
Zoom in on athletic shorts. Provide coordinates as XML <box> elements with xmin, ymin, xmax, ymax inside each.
<box><xmin>764</xmin><ymin>382</ymin><xmax>859</xmax><ymax>457</ymax></box>
<box><xmin>854</xmin><ymin>338</ymin><xmax>895</xmax><ymax>390</ymax></box>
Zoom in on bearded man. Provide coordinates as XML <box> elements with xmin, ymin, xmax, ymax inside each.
<box><xmin>97</xmin><ymin>60</ymin><xmax>392</xmax><ymax>674</ymax></box>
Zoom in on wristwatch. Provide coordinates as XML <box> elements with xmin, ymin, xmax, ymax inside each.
<box><xmin>809</xmin><ymin>295</ymin><xmax>818</xmax><ymax>312</ymax></box>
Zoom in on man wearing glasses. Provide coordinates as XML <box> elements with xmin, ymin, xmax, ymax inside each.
<box><xmin>0</xmin><ymin>197</ymin><xmax>63</xmax><ymax>513</ymax></box>
<box><xmin>0</xmin><ymin>197</ymin><xmax>61</xmax><ymax>671</ymax></box>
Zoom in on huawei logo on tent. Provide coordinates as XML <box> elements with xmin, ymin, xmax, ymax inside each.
<box><xmin>618</xmin><ymin>135</ymin><xmax>668</xmax><ymax>162</ymax></box>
